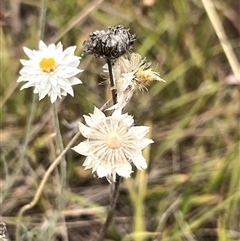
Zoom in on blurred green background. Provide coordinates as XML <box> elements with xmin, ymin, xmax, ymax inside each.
<box><xmin>1</xmin><ymin>0</ymin><xmax>239</xmax><ymax>240</ymax></box>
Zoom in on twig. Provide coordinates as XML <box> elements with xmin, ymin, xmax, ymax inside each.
<box><xmin>15</xmin><ymin>131</ymin><xmax>81</xmax><ymax>240</ymax></box>
<box><xmin>99</xmin><ymin>98</ymin><xmax>113</xmax><ymax>111</ymax></box>
<box><xmin>201</xmin><ymin>0</ymin><xmax>240</xmax><ymax>79</ymax></box>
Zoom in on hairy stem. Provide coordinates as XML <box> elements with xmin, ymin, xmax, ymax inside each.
<box><xmin>52</xmin><ymin>102</ymin><xmax>66</xmax><ymax>211</ymax></box>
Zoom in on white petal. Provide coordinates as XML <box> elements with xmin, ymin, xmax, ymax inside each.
<box><xmin>122</xmin><ymin>114</ymin><xmax>134</xmax><ymax>127</ymax></box>
<box><xmin>93</xmin><ymin>106</ymin><xmax>106</xmax><ymax>119</ymax></box>
<box><xmin>17</xmin><ymin>75</ymin><xmax>25</xmax><ymax>83</ymax></box>
<box><xmin>64</xmin><ymin>46</ymin><xmax>77</xmax><ymax>56</ymax></box>
<box><xmin>115</xmin><ymin>163</ymin><xmax>133</xmax><ymax>178</ymax></box>
<box><xmin>129</xmin><ymin>126</ymin><xmax>150</xmax><ymax>139</ymax></box>
<box><xmin>84</xmin><ymin>107</ymin><xmax>106</xmax><ymax>127</ymax></box>
<box><xmin>38</xmin><ymin>90</ymin><xmax>47</xmax><ymax>100</ymax></box>
<box><xmin>83</xmin><ymin>115</ymin><xmax>94</xmax><ymax>127</ymax></box>
<box><xmin>20</xmin><ymin>59</ymin><xmax>30</xmax><ymax>66</ymax></box>
<box><xmin>132</xmin><ymin>153</ymin><xmax>147</xmax><ymax>170</ymax></box>
<box><xmin>61</xmin><ymin>85</ymin><xmax>74</xmax><ymax>96</ymax></box>
<box><xmin>69</xmin><ymin>77</ymin><xmax>82</xmax><ymax>85</ymax></box>
<box><xmin>23</xmin><ymin>47</ymin><xmax>35</xmax><ymax>59</ymax></box>
<box><xmin>50</xmin><ymin>92</ymin><xmax>58</xmax><ymax>103</ymax></box>
<box><xmin>20</xmin><ymin>82</ymin><xmax>34</xmax><ymax>90</ymax></box>
<box><xmin>96</xmin><ymin>165</ymin><xmax>110</xmax><ymax>178</ymax></box>
<box><xmin>116</xmin><ymin>72</ymin><xmax>134</xmax><ymax>93</ymax></box>
<box><xmin>48</xmin><ymin>43</ymin><xmax>57</xmax><ymax>53</ymax></box>
<box><xmin>106</xmin><ymin>103</ymin><xmax>119</xmax><ymax>112</ymax></box>
<box><xmin>83</xmin><ymin>156</ymin><xmax>94</xmax><ymax>168</ymax></box>
<box><xmin>39</xmin><ymin>40</ymin><xmax>47</xmax><ymax>51</ymax></box>
<box><xmin>138</xmin><ymin>138</ymin><xmax>154</xmax><ymax>149</ymax></box>
<box><xmin>78</xmin><ymin>122</ymin><xmax>91</xmax><ymax>137</ymax></box>
<box><xmin>112</xmin><ymin>108</ymin><xmax>122</xmax><ymax>117</ymax></box>
<box><xmin>72</xmin><ymin>141</ymin><xmax>90</xmax><ymax>156</ymax></box>
<box><xmin>56</xmin><ymin>41</ymin><xmax>63</xmax><ymax>49</ymax></box>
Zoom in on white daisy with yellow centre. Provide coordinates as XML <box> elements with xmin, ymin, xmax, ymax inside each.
<box><xmin>17</xmin><ymin>40</ymin><xmax>83</xmax><ymax>103</ymax></box>
<box><xmin>103</xmin><ymin>52</ymin><xmax>165</xmax><ymax>110</ymax></box>
<box><xmin>72</xmin><ymin>107</ymin><xmax>153</xmax><ymax>182</ymax></box>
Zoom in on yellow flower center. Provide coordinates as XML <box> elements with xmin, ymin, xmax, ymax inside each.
<box><xmin>106</xmin><ymin>132</ymin><xmax>122</xmax><ymax>149</ymax></box>
<box><xmin>136</xmin><ymin>67</ymin><xmax>154</xmax><ymax>84</ymax></box>
<box><xmin>39</xmin><ymin>58</ymin><xmax>56</xmax><ymax>72</ymax></box>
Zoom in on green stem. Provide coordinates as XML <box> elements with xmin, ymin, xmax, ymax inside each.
<box><xmin>52</xmin><ymin>102</ymin><xmax>66</xmax><ymax>211</ymax></box>
<box><xmin>38</xmin><ymin>0</ymin><xmax>47</xmax><ymax>40</ymax></box>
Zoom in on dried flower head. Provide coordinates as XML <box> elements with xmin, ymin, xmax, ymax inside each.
<box><xmin>72</xmin><ymin>107</ymin><xmax>153</xmax><ymax>182</ymax></box>
<box><xmin>82</xmin><ymin>25</ymin><xmax>136</xmax><ymax>59</ymax></box>
<box><xmin>0</xmin><ymin>222</ymin><xmax>7</xmax><ymax>240</ymax></box>
<box><xmin>17</xmin><ymin>40</ymin><xmax>83</xmax><ymax>103</ymax></box>
<box><xmin>103</xmin><ymin>52</ymin><xmax>165</xmax><ymax>110</ymax></box>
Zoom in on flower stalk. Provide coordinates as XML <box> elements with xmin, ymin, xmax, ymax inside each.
<box><xmin>107</xmin><ymin>58</ymin><xmax>117</xmax><ymax>105</ymax></box>
<box><xmin>96</xmin><ymin>176</ymin><xmax>122</xmax><ymax>241</ymax></box>
<box><xmin>52</xmin><ymin>102</ymin><xmax>66</xmax><ymax>211</ymax></box>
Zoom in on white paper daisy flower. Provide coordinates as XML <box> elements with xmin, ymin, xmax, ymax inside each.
<box><xmin>72</xmin><ymin>107</ymin><xmax>153</xmax><ymax>182</ymax></box>
<box><xmin>103</xmin><ymin>52</ymin><xmax>165</xmax><ymax>110</ymax></box>
<box><xmin>17</xmin><ymin>40</ymin><xmax>83</xmax><ymax>103</ymax></box>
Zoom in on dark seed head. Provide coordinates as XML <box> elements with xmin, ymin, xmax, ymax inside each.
<box><xmin>0</xmin><ymin>222</ymin><xmax>6</xmax><ymax>236</ymax></box>
<box><xmin>82</xmin><ymin>25</ymin><xmax>136</xmax><ymax>59</ymax></box>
